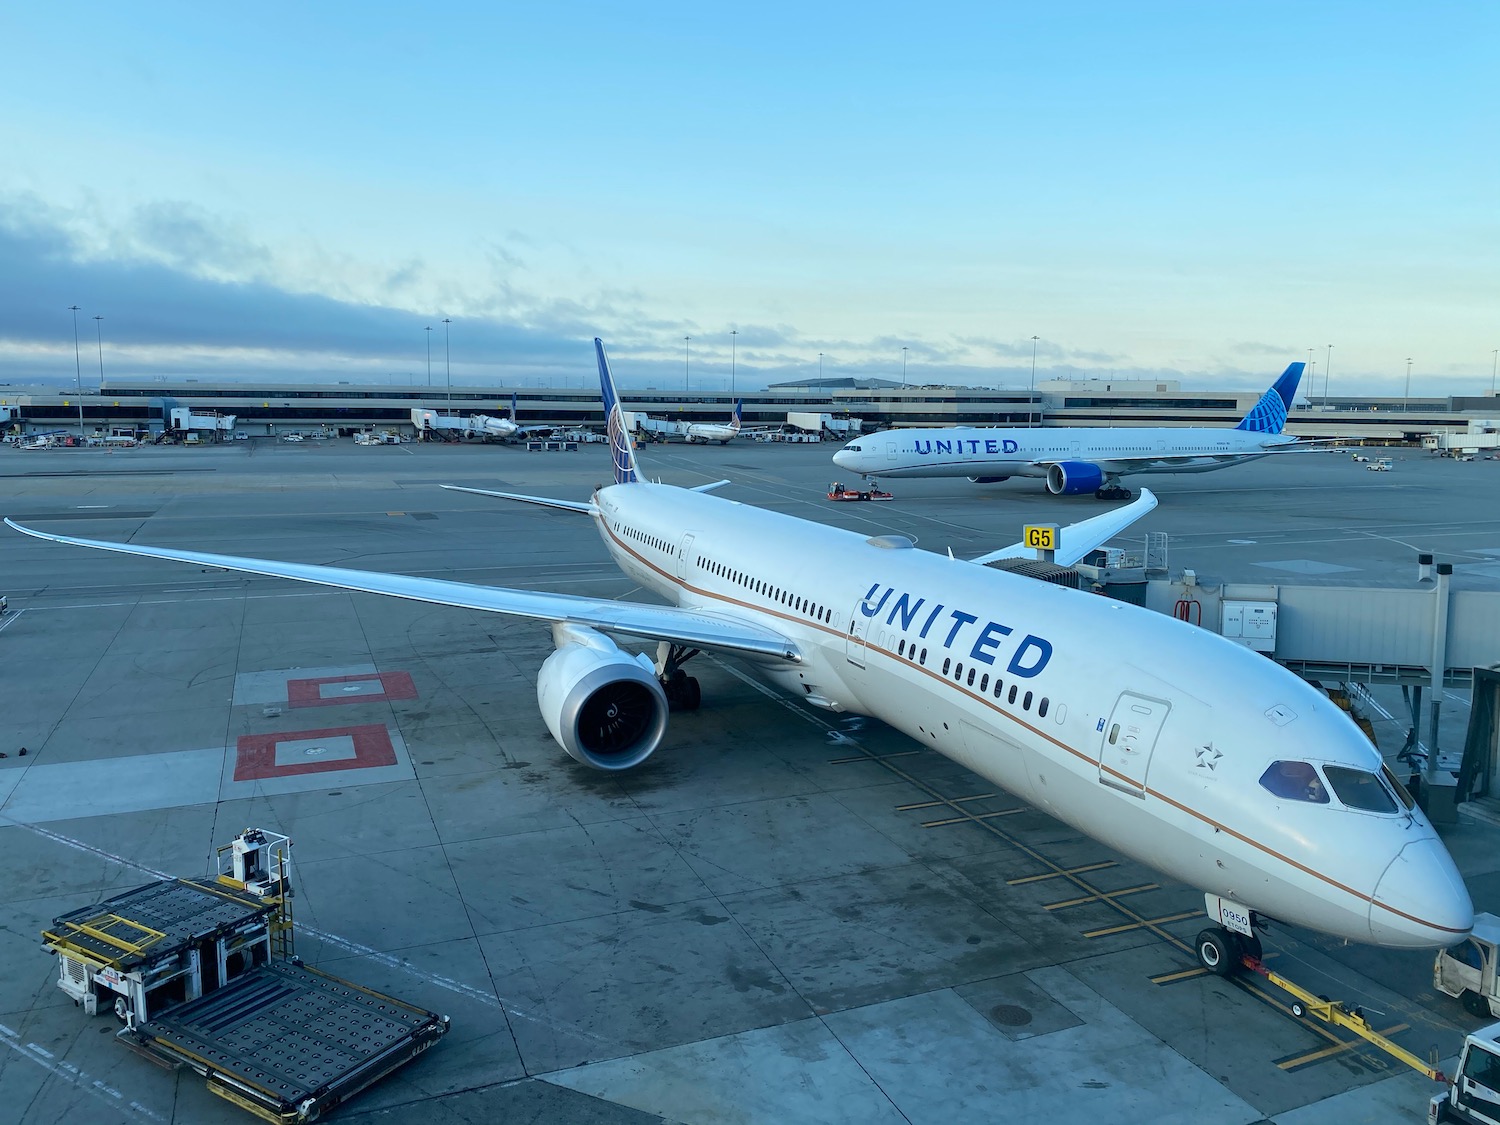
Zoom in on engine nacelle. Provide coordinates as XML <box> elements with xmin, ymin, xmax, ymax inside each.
<box><xmin>1046</xmin><ymin>461</ymin><xmax>1106</xmax><ymax>496</ymax></box>
<box><xmin>536</xmin><ymin>625</ymin><xmax>668</xmax><ymax>770</ymax></box>
<box><xmin>968</xmin><ymin>475</ymin><xmax>1011</xmax><ymax>484</ymax></box>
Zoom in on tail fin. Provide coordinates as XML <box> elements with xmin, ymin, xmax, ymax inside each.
<box><xmin>1234</xmin><ymin>361</ymin><xmax>1304</xmax><ymax>433</ymax></box>
<box><xmin>595</xmin><ymin>338</ymin><xmax>641</xmax><ymax>484</ymax></box>
<box><xmin>510</xmin><ymin>392</ymin><xmax>518</xmax><ymax>421</ymax></box>
<box><xmin>731</xmin><ymin>399</ymin><xmax>743</xmax><ymax>432</ymax></box>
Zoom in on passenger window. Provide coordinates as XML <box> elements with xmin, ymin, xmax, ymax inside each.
<box><xmin>1107</xmin><ymin>722</ymin><xmax>1119</xmax><ymax>745</ymax></box>
<box><xmin>1008</xmin><ymin>685</ymin><xmax>1018</xmax><ymax>705</ymax></box>
<box><xmin>1023</xmin><ymin>691</ymin><xmax>1032</xmax><ymax>711</ymax></box>
<box><xmin>1258</xmin><ymin>761</ymin><xmax>1331</xmax><ymax>804</ymax></box>
<box><xmin>980</xmin><ymin>674</ymin><xmax>989</xmax><ymax>692</ymax></box>
<box><xmin>993</xmin><ymin>679</ymin><xmax>1003</xmax><ymax>699</ymax></box>
<box><xmin>954</xmin><ymin>662</ymin><xmax>964</xmax><ymax>680</ymax></box>
<box><xmin>919</xmin><ymin>648</ymin><xmax>927</xmax><ymax>665</ymax></box>
<box><xmin>1038</xmin><ymin>697</ymin><xmax>1049</xmax><ymax>718</ymax></box>
<box><xmin>1325</xmin><ymin>766</ymin><xmax>1398</xmax><ymax>813</ymax></box>
<box><xmin>942</xmin><ymin>658</ymin><xmax>951</xmax><ymax>675</ymax></box>
<box><xmin>966</xmin><ymin>668</ymin><xmax>976</xmax><ymax>687</ymax></box>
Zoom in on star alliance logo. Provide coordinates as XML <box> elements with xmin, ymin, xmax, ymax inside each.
<box><xmin>1195</xmin><ymin>743</ymin><xmax>1223</xmax><ymax>771</ymax></box>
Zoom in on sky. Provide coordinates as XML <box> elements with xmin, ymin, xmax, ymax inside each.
<box><xmin>1</xmin><ymin>3</ymin><xmax>1495</xmax><ymax>396</ymax></box>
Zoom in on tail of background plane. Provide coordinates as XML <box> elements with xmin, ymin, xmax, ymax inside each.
<box><xmin>510</xmin><ymin>392</ymin><xmax>518</xmax><ymax>421</ymax></box>
<box><xmin>595</xmin><ymin>338</ymin><xmax>641</xmax><ymax>484</ymax></box>
<box><xmin>731</xmin><ymin>399</ymin><xmax>743</xmax><ymax>433</ymax></box>
<box><xmin>1234</xmin><ymin>362</ymin><xmax>1305</xmax><ymax>434</ymax></box>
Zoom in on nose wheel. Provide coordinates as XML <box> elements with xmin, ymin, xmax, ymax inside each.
<box><xmin>1195</xmin><ymin>924</ymin><xmax>1264</xmax><ymax>976</ymax></box>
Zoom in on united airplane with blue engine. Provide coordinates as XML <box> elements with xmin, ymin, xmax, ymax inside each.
<box><xmin>833</xmin><ymin>362</ymin><xmax>1310</xmax><ymax>500</ymax></box>
<box><xmin>6</xmin><ymin>343</ymin><xmax>1470</xmax><ymax>972</ymax></box>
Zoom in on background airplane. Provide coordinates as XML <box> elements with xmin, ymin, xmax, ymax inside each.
<box><xmin>833</xmin><ymin>362</ymin><xmax>1309</xmax><ymax>499</ymax></box>
<box><xmin>681</xmin><ymin>399</ymin><xmax>742</xmax><ymax>444</ymax></box>
<box><xmin>7</xmin><ymin>344</ymin><xmax>1470</xmax><ymax>974</ymax></box>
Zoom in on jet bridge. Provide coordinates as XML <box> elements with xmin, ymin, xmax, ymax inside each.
<box><xmin>42</xmin><ymin>829</ymin><xmax>448</xmax><ymax>1123</ymax></box>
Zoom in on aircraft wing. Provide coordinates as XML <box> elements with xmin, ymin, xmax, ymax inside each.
<box><xmin>4</xmin><ymin>519</ymin><xmax>800</xmax><ymax>662</ymax></box>
<box><xmin>969</xmin><ymin>488</ymin><xmax>1157</xmax><ymax>568</ymax></box>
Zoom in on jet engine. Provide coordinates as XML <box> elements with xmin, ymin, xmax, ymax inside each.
<box><xmin>1046</xmin><ymin>461</ymin><xmax>1106</xmax><ymax>496</ymax></box>
<box><xmin>536</xmin><ymin>624</ymin><xmax>669</xmax><ymax>771</ymax></box>
<box><xmin>968</xmin><ymin>476</ymin><xmax>1011</xmax><ymax>484</ymax></box>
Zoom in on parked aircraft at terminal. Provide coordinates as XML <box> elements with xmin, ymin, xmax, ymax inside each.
<box><xmin>832</xmin><ymin>362</ymin><xmax>1309</xmax><ymax>499</ymax></box>
<box><xmin>7</xmin><ymin>344</ymin><xmax>1470</xmax><ymax>971</ymax></box>
<box><xmin>681</xmin><ymin>399</ymin><xmax>742</xmax><ymax>444</ymax></box>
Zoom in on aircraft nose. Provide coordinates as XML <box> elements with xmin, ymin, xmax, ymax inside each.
<box><xmin>831</xmin><ymin>448</ymin><xmax>854</xmax><ymax>468</ymax></box>
<box><xmin>1370</xmin><ymin>837</ymin><xmax>1474</xmax><ymax>948</ymax></box>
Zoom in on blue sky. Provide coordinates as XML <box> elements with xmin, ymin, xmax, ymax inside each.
<box><xmin>1</xmin><ymin>3</ymin><xmax>1495</xmax><ymax>395</ymax></box>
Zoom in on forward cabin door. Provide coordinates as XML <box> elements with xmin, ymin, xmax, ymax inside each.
<box><xmin>1097</xmin><ymin>692</ymin><xmax>1171</xmax><ymax>797</ymax></box>
<box><xmin>677</xmin><ymin>534</ymin><xmax>695</xmax><ymax>580</ymax></box>
<box><xmin>886</xmin><ymin>441</ymin><xmax>898</xmax><ymax>462</ymax></box>
<box><xmin>845</xmin><ymin>595</ymin><xmax>870</xmax><ymax>668</ymax></box>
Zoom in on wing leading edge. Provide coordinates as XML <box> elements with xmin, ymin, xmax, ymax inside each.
<box><xmin>970</xmin><ymin>488</ymin><xmax>1158</xmax><ymax>567</ymax></box>
<box><xmin>4</xmin><ymin>518</ymin><xmax>799</xmax><ymax>662</ymax></box>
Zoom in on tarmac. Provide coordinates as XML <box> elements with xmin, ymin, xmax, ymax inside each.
<box><xmin>2</xmin><ymin>435</ymin><xmax>1500</xmax><ymax>1124</ymax></box>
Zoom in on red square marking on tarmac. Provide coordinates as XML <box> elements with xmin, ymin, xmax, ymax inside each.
<box><xmin>234</xmin><ymin>723</ymin><xmax>397</xmax><ymax>781</ymax></box>
<box><xmin>286</xmin><ymin>671</ymin><xmax>418</xmax><ymax>708</ymax></box>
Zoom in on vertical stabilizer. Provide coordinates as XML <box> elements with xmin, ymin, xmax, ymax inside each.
<box><xmin>1235</xmin><ymin>362</ymin><xmax>1304</xmax><ymax>433</ymax></box>
<box><xmin>731</xmin><ymin>399</ymin><xmax>743</xmax><ymax>433</ymax></box>
<box><xmin>595</xmin><ymin>339</ymin><xmax>641</xmax><ymax>484</ymax></box>
<box><xmin>510</xmin><ymin>392</ymin><xmax>518</xmax><ymax>421</ymax></box>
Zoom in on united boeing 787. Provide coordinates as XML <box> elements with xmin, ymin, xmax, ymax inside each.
<box><xmin>7</xmin><ymin>343</ymin><xmax>1469</xmax><ymax>973</ymax></box>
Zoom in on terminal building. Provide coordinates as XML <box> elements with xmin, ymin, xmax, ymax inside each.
<box><xmin>1</xmin><ymin>374</ymin><xmax>1497</xmax><ymax>443</ymax></box>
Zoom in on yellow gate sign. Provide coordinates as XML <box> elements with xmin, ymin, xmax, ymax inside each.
<box><xmin>1023</xmin><ymin>524</ymin><xmax>1059</xmax><ymax>551</ymax></box>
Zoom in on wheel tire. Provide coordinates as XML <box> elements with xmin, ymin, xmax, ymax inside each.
<box><xmin>682</xmin><ymin>676</ymin><xmax>702</xmax><ymax>712</ymax></box>
<box><xmin>1464</xmin><ymin>989</ymin><xmax>1489</xmax><ymax>1017</ymax></box>
<box><xmin>1196</xmin><ymin>928</ymin><xmax>1236</xmax><ymax>976</ymax></box>
<box><xmin>1290</xmin><ymin>1001</ymin><xmax>1306</xmax><ymax>1019</ymax></box>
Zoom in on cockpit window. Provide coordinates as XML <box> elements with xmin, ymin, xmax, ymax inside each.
<box><xmin>847</xmin><ymin>444</ymin><xmax>862</xmax><ymax>452</ymax></box>
<box><xmin>1324</xmin><ymin>766</ymin><xmax>1398</xmax><ymax>813</ymax></box>
<box><xmin>1382</xmin><ymin>764</ymin><xmax>1416</xmax><ymax>811</ymax></box>
<box><xmin>1259</xmin><ymin>761</ymin><xmax>1330</xmax><ymax>804</ymax></box>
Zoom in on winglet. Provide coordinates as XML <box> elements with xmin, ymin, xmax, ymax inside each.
<box><xmin>596</xmin><ymin>338</ymin><xmax>641</xmax><ymax>484</ymax></box>
<box><xmin>1235</xmin><ymin>362</ymin><xmax>1304</xmax><ymax>433</ymax></box>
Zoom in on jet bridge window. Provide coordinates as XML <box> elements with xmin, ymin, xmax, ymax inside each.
<box><xmin>1258</xmin><ymin>761</ymin><xmax>1331</xmax><ymax>804</ymax></box>
<box><xmin>1324</xmin><ymin>766</ymin><xmax>1399</xmax><ymax>813</ymax></box>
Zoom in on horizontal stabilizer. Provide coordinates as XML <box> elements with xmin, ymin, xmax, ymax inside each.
<box><xmin>440</xmin><ymin>484</ymin><xmax>595</xmax><ymax>513</ymax></box>
<box><xmin>970</xmin><ymin>488</ymin><xmax>1158</xmax><ymax>568</ymax></box>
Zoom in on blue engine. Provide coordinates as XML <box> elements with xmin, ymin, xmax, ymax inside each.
<box><xmin>1046</xmin><ymin>461</ymin><xmax>1105</xmax><ymax>496</ymax></box>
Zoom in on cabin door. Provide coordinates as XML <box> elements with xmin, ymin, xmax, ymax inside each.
<box><xmin>677</xmin><ymin>534</ymin><xmax>695</xmax><ymax>580</ymax></box>
<box><xmin>845</xmin><ymin>596</ymin><xmax>870</xmax><ymax>667</ymax></box>
<box><xmin>1097</xmin><ymin>692</ymin><xmax>1171</xmax><ymax>797</ymax></box>
<box><xmin>886</xmin><ymin>441</ymin><xmax>898</xmax><ymax>461</ymax></box>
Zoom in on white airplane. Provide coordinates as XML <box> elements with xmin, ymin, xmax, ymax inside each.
<box><xmin>681</xmin><ymin>399</ymin><xmax>742</xmax><ymax>444</ymax></box>
<box><xmin>6</xmin><ymin>341</ymin><xmax>1471</xmax><ymax>974</ymax></box>
<box><xmin>833</xmin><ymin>362</ymin><xmax>1311</xmax><ymax>500</ymax></box>
<box><xmin>466</xmin><ymin>393</ymin><xmax>533</xmax><ymax>441</ymax></box>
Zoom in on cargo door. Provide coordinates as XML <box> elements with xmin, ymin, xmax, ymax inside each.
<box><xmin>1097</xmin><ymin>692</ymin><xmax>1171</xmax><ymax>797</ymax></box>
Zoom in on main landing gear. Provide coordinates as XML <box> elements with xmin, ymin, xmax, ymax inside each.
<box><xmin>1195</xmin><ymin>895</ymin><xmax>1265</xmax><ymax>976</ymax></box>
<box><xmin>1094</xmin><ymin>481</ymin><xmax>1133</xmax><ymax>501</ymax></box>
<box><xmin>656</xmin><ymin>642</ymin><xmax>702</xmax><ymax>711</ymax></box>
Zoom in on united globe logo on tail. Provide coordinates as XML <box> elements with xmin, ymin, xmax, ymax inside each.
<box><xmin>595</xmin><ymin>338</ymin><xmax>639</xmax><ymax>485</ymax></box>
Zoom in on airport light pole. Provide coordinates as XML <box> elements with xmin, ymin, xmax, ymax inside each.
<box><xmin>68</xmin><ymin>305</ymin><xmax>84</xmax><ymax>437</ymax></box>
<box><xmin>1491</xmin><ymin>349</ymin><xmax>1497</xmax><ymax>396</ymax></box>
<box><xmin>901</xmin><ymin>346</ymin><xmax>908</xmax><ymax>388</ymax></box>
<box><xmin>684</xmin><ymin>336</ymin><xmax>691</xmax><ymax>391</ymax></box>
<box><xmin>442</xmin><ymin>318</ymin><xmax>451</xmax><ymax>406</ymax></box>
<box><xmin>1325</xmin><ymin>344</ymin><xmax>1333</xmax><ymax>408</ymax></box>
<box><xmin>730</xmin><ymin>329</ymin><xmax>736</xmax><ymax>395</ymax></box>
<box><xmin>1405</xmin><ymin>357</ymin><xmax>1412</xmax><ymax>412</ymax></box>
<box><xmin>818</xmin><ymin>352</ymin><xmax>823</xmax><ymax>380</ymax></box>
<box><xmin>425</xmin><ymin>326</ymin><xmax>432</xmax><ymax>388</ymax></box>
<box><xmin>1029</xmin><ymin>335</ymin><xmax>1040</xmax><ymax>427</ymax></box>
<box><xmin>93</xmin><ymin>315</ymin><xmax>105</xmax><ymax>384</ymax></box>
